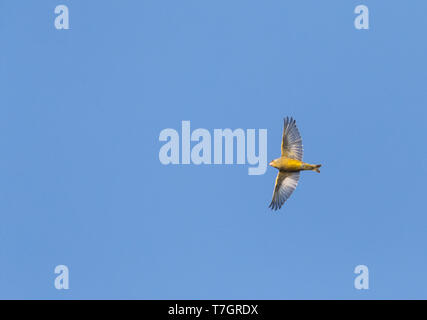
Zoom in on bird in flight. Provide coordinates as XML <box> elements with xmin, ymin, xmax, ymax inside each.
<box><xmin>269</xmin><ymin>117</ymin><xmax>321</xmax><ymax>210</ymax></box>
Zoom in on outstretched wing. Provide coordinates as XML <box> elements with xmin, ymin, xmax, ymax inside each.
<box><xmin>269</xmin><ymin>171</ymin><xmax>300</xmax><ymax>210</ymax></box>
<box><xmin>281</xmin><ymin>117</ymin><xmax>303</xmax><ymax>160</ymax></box>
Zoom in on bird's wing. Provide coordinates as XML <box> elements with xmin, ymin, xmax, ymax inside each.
<box><xmin>269</xmin><ymin>171</ymin><xmax>300</xmax><ymax>210</ymax></box>
<box><xmin>281</xmin><ymin>117</ymin><xmax>303</xmax><ymax>160</ymax></box>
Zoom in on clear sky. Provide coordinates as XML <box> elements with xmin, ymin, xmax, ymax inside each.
<box><xmin>1</xmin><ymin>1</ymin><xmax>426</xmax><ymax>299</ymax></box>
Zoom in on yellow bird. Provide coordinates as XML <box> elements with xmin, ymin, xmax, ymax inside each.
<box><xmin>269</xmin><ymin>117</ymin><xmax>321</xmax><ymax>210</ymax></box>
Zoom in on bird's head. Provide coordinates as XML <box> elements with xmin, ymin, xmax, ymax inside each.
<box><xmin>269</xmin><ymin>159</ymin><xmax>279</xmax><ymax>169</ymax></box>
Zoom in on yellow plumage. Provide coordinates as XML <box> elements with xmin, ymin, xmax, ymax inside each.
<box><xmin>269</xmin><ymin>117</ymin><xmax>321</xmax><ymax>210</ymax></box>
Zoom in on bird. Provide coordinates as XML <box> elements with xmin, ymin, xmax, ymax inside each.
<box><xmin>269</xmin><ymin>117</ymin><xmax>321</xmax><ymax>210</ymax></box>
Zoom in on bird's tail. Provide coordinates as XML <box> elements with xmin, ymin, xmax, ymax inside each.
<box><xmin>312</xmin><ymin>164</ymin><xmax>321</xmax><ymax>173</ymax></box>
<box><xmin>303</xmin><ymin>163</ymin><xmax>322</xmax><ymax>172</ymax></box>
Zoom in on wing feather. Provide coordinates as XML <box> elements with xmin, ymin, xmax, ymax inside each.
<box><xmin>269</xmin><ymin>171</ymin><xmax>300</xmax><ymax>210</ymax></box>
<box><xmin>281</xmin><ymin>117</ymin><xmax>303</xmax><ymax>160</ymax></box>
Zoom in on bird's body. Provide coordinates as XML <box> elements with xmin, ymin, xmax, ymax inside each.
<box><xmin>270</xmin><ymin>157</ymin><xmax>320</xmax><ymax>173</ymax></box>
<box><xmin>269</xmin><ymin>117</ymin><xmax>321</xmax><ymax>210</ymax></box>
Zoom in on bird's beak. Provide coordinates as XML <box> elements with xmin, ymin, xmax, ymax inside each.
<box><xmin>269</xmin><ymin>161</ymin><xmax>273</xmax><ymax>167</ymax></box>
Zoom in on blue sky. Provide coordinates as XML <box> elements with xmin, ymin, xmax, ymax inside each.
<box><xmin>1</xmin><ymin>1</ymin><xmax>426</xmax><ymax>299</ymax></box>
